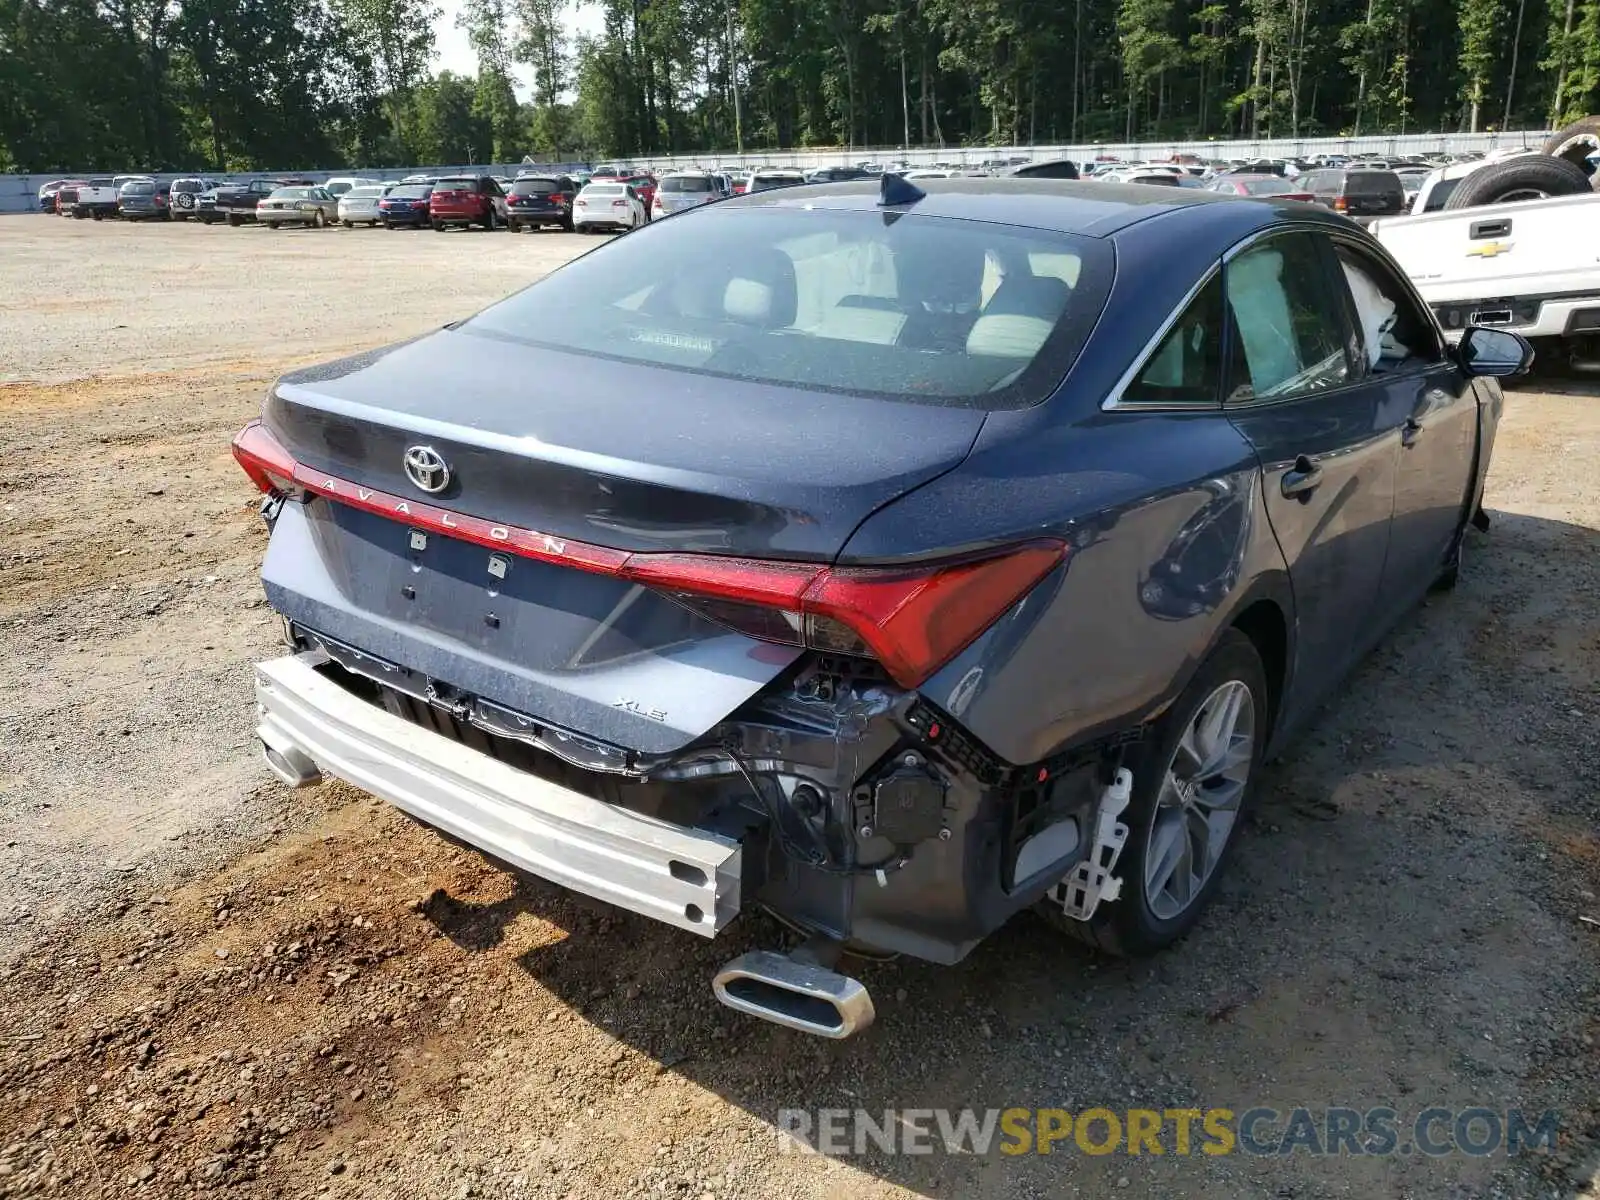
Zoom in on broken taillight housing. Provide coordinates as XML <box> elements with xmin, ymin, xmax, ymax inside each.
<box><xmin>232</xmin><ymin>420</ymin><xmax>302</xmax><ymax>496</ymax></box>
<box><xmin>621</xmin><ymin>546</ymin><xmax>1066</xmax><ymax>686</ymax></box>
<box><xmin>228</xmin><ymin>420</ymin><xmax>1066</xmax><ymax>687</ymax></box>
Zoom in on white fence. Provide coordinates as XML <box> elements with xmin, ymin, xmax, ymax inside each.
<box><xmin>0</xmin><ymin>130</ymin><xmax>1554</xmax><ymax>214</ymax></box>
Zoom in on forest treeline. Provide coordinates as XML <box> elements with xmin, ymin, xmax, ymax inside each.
<box><xmin>0</xmin><ymin>0</ymin><xmax>1588</xmax><ymax>172</ymax></box>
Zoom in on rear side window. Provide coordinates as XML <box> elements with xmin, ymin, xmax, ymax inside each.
<box><xmin>661</xmin><ymin>176</ymin><xmax>714</xmax><ymax>193</ymax></box>
<box><xmin>1122</xmin><ymin>275</ymin><xmax>1225</xmax><ymax>406</ymax></box>
<box><xmin>463</xmin><ymin>208</ymin><xmax>1113</xmax><ymax>408</ymax></box>
<box><xmin>1224</xmin><ymin>234</ymin><xmax>1350</xmax><ymax>403</ymax></box>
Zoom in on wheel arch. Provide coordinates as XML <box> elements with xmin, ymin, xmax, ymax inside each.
<box><xmin>1227</xmin><ymin>594</ymin><xmax>1290</xmax><ymax>744</ymax></box>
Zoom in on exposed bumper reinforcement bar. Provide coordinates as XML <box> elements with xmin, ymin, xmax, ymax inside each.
<box><xmin>254</xmin><ymin>653</ymin><xmax>742</xmax><ymax>936</ymax></box>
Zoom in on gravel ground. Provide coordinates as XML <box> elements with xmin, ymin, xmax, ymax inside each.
<box><xmin>1</xmin><ymin>215</ymin><xmax>1598</xmax><ymax>1200</ymax></box>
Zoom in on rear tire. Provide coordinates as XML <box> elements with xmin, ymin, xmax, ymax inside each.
<box><xmin>432</xmin><ymin>220</ymin><xmax>444</xmax><ymax>232</ymax></box>
<box><xmin>1542</xmin><ymin>117</ymin><xmax>1600</xmax><ymax>173</ymax></box>
<box><xmin>227</xmin><ymin>214</ymin><xmax>242</xmax><ymax>227</ymax></box>
<box><xmin>312</xmin><ymin>210</ymin><xmax>326</xmax><ymax>228</ymax></box>
<box><xmin>1442</xmin><ymin>155</ymin><xmax>1592</xmax><ymax>209</ymax></box>
<box><xmin>484</xmin><ymin>207</ymin><xmax>498</xmax><ymax>231</ymax></box>
<box><xmin>266</xmin><ymin>221</ymin><xmax>280</xmax><ymax>229</ymax></box>
<box><xmin>1038</xmin><ymin>628</ymin><xmax>1267</xmax><ymax>957</ymax></box>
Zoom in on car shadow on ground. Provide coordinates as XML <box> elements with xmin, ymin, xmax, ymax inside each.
<box><xmin>417</xmin><ymin>507</ymin><xmax>1600</xmax><ymax>1199</ymax></box>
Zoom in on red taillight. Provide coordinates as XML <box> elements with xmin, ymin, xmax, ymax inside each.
<box><xmin>1332</xmin><ymin>196</ymin><xmax>1348</xmax><ymax>212</ymax></box>
<box><xmin>733</xmin><ymin>185</ymin><xmax>746</xmax><ymax>194</ymax></box>
<box><xmin>623</xmin><ymin>544</ymin><xmax>1065</xmax><ymax>685</ymax></box>
<box><xmin>228</xmin><ymin>421</ymin><xmax>1066</xmax><ymax>686</ymax></box>
<box><xmin>231</xmin><ymin>420</ymin><xmax>302</xmax><ymax>497</ymax></box>
<box><xmin>653</xmin><ymin>194</ymin><xmax>663</xmax><ymax>208</ymax></box>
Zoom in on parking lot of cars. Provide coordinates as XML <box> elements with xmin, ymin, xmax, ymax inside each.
<box><xmin>3</xmin><ymin>197</ymin><xmax>1600</xmax><ymax>1198</ymax></box>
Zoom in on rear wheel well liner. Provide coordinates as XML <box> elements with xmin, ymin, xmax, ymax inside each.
<box><xmin>1228</xmin><ymin>597</ymin><xmax>1288</xmax><ymax>740</ymax></box>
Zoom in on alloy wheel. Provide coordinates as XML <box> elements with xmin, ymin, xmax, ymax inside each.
<box><xmin>1142</xmin><ymin>679</ymin><xmax>1255</xmax><ymax>921</ymax></box>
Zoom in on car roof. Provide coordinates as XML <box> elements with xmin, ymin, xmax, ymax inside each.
<box><xmin>719</xmin><ymin>176</ymin><xmax>1307</xmax><ymax>238</ymax></box>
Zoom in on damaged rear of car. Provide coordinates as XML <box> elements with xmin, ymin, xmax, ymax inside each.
<box><xmin>237</xmin><ymin>181</ymin><xmax>1511</xmax><ymax>1038</ymax></box>
<box><xmin>240</xmin><ymin>198</ymin><xmax>1132</xmax><ymax>1037</ymax></box>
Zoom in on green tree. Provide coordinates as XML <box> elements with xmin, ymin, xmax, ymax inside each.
<box><xmin>1457</xmin><ymin>0</ymin><xmax>1504</xmax><ymax>130</ymax></box>
<box><xmin>412</xmin><ymin>69</ymin><xmax>488</xmax><ymax>163</ymax></box>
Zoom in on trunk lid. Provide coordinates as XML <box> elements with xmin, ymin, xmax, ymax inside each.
<box><xmin>264</xmin><ymin>327</ymin><xmax>985</xmax><ymax>559</ymax></box>
<box><xmin>258</xmin><ymin>328</ymin><xmax>987</xmax><ymax>753</ymax></box>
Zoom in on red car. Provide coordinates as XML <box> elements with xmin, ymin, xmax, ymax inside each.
<box><xmin>621</xmin><ymin>174</ymin><xmax>657</xmax><ymax>217</ymax></box>
<box><xmin>1204</xmin><ymin>174</ymin><xmax>1315</xmax><ymax>202</ymax></box>
<box><xmin>428</xmin><ymin>174</ymin><xmax>510</xmax><ymax>231</ymax></box>
<box><xmin>54</xmin><ymin>181</ymin><xmax>88</xmax><ymax>216</ymax></box>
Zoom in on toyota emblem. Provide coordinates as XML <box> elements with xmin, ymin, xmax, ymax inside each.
<box><xmin>402</xmin><ymin>445</ymin><xmax>451</xmax><ymax>494</ymax></box>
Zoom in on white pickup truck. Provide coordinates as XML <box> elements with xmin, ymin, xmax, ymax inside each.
<box><xmin>70</xmin><ymin>174</ymin><xmax>152</xmax><ymax>219</ymax></box>
<box><xmin>1372</xmin><ymin>190</ymin><xmax>1600</xmax><ymax>370</ymax></box>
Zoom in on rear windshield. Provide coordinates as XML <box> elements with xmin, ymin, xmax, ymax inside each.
<box><xmin>88</xmin><ymin>178</ymin><xmax>114</xmax><ymax>187</ymax></box>
<box><xmin>345</xmin><ymin>186</ymin><xmax>385</xmax><ymax>198</ymax></box>
<box><xmin>1346</xmin><ymin>171</ymin><xmax>1403</xmax><ymax>195</ymax></box>
<box><xmin>1242</xmin><ymin>178</ymin><xmax>1294</xmax><ymax>196</ymax></box>
<box><xmin>511</xmin><ymin>178</ymin><xmax>560</xmax><ymax>195</ymax></box>
<box><xmin>1421</xmin><ymin>179</ymin><xmax>1460</xmax><ymax>212</ymax></box>
<box><xmin>435</xmin><ymin>178</ymin><xmax>476</xmax><ymax>190</ymax></box>
<box><xmin>388</xmin><ymin>184</ymin><xmax>432</xmax><ymax>198</ymax></box>
<box><xmin>271</xmin><ymin>188</ymin><xmax>314</xmax><ymax>199</ymax></box>
<box><xmin>122</xmin><ymin>182</ymin><xmax>155</xmax><ymax>195</ymax></box>
<box><xmin>172</xmin><ymin>180</ymin><xmax>203</xmax><ymax>193</ymax></box>
<box><xmin>661</xmin><ymin>176</ymin><xmax>714</xmax><ymax>193</ymax></box>
<box><xmin>464</xmin><ymin>208</ymin><xmax>1112</xmax><ymax>409</ymax></box>
<box><xmin>584</xmin><ymin>184</ymin><xmax>625</xmax><ymax>196</ymax></box>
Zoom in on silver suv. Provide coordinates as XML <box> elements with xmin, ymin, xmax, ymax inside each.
<box><xmin>651</xmin><ymin>172</ymin><xmax>720</xmax><ymax>218</ymax></box>
<box><xmin>169</xmin><ymin>177</ymin><xmax>218</xmax><ymax>221</ymax></box>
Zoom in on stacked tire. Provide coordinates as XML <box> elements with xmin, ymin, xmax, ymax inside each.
<box><xmin>1441</xmin><ymin>146</ymin><xmax>1592</xmax><ymax>210</ymax></box>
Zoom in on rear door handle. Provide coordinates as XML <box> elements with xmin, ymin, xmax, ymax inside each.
<box><xmin>1401</xmin><ymin>417</ymin><xmax>1423</xmax><ymax>448</ymax></box>
<box><xmin>1280</xmin><ymin>455</ymin><xmax>1323</xmax><ymax>501</ymax></box>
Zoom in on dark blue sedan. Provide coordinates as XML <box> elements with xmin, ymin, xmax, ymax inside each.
<box><xmin>234</xmin><ymin>177</ymin><xmax>1528</xmax><ymax>1038</ymax></box>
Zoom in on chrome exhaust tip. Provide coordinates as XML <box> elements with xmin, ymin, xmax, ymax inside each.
<box><xmin>259</xmin><ymin>738</ymin><xmax>322</xmax><ymax>788</ymax></box>
<box><xmin>712</xmin><ymin>949</ymin><xmax>875</xmax><ymax>1039</ymax></box>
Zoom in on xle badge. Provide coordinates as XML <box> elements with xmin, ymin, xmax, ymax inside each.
<box><xmin>487</xmin><ymin>554</ymin><xmax>510</xmax><ymax>580</ymax></box>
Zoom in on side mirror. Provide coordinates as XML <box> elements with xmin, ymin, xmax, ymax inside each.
<box><xmin>1458</xmin><ymin>326</ymin><xmax>1534</xmax><ymax>378</ymax></box>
